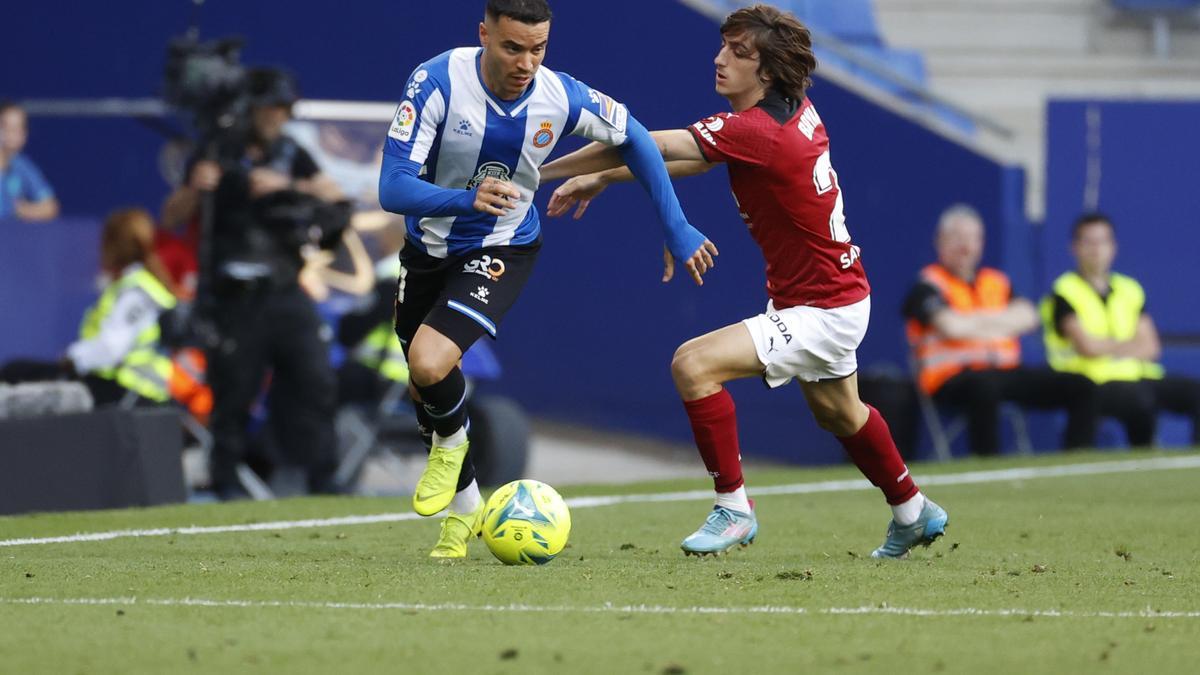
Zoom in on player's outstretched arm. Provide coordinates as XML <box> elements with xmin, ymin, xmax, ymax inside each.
<box><xmin>541</xmin><ymin>130</ymin><xmax>709</xmax><ymax>182</ymax></box>
<box><xmin>547</xmin><ymin>161</ymin><xmax>713</xmax><ymax>220</ymax></box>
<box><xmin>618</xmin><ymin>115</ymin><xmax>719</xmax><ymax>286</ymax></box>
<box><xmin>379</xmin><ymin>154</ymin><xmax>519</xmax><ymax>218</ymax></box>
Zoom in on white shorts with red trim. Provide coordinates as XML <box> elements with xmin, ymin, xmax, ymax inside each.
<box><xmin>741</xmin><ymin>296</ymin><xmax>871</xmax><ymax>388</ymax></box>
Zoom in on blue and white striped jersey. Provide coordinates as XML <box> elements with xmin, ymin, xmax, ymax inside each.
<box><xmin>384</xmin><ymin>47</ymin><xmax>631</xmax><ymax>258</ymax></box>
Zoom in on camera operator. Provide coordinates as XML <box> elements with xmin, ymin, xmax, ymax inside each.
<box><xmin>164</xmin><ymin>68</ymin><xmax>348</xmax><ymax>499</ymax></box>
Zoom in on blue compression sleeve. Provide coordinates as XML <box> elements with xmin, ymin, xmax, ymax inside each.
<box><xmin>618</xmin><ymin>115</ymin><xmax>707</xmax><ymax>263</ymax></box>
<box><xmin>378</xmin><ymin>153</ymin><xmax>477</xmax><ymax>218</ymax></box>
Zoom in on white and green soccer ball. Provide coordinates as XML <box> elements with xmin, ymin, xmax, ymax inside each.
<box><xmin>481</xmin><ymin>479</ymin><xmax>571</xmax><ymax>565</ymax></box>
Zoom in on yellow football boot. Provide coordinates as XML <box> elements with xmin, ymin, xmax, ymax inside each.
<box><xmin>429</xmin><ymin>498</ymin><xmax>485</xmax><ymax>559</ymax></box>
<box><xmin>412</xmin><ymin>438</ymin><xmax>470</xmax><ymax>516</ymax></box>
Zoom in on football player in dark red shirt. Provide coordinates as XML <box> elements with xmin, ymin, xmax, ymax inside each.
<box><xmin>541</xmin><ymin>4</ymin><xmax>947</xmax><ymax>558</ymax></box>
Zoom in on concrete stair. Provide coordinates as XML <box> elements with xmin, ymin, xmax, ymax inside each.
<box><xmin>872</xmin><ymin>0</ymin><xmax>1200</xmax><ymax>219</ymax></box>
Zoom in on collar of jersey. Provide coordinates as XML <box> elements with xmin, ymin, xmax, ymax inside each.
<box><xmin>474</xmin><ymin>49</ymin><xmax>538</xmax><ymax>116</ymax></box>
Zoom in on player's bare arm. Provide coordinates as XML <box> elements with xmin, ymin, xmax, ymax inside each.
<box><xmin>546</xmin><ymin>160</ymin><xmax>714</xmax><ymax>220</ymax></box>
<box><xmin>541</xmin><ymin>129</ymin><xmax>707</xmax><ymax>182</ymax></box>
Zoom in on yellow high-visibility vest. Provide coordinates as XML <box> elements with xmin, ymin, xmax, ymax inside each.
<box><xmin>353</xmin><ymin>323</ymin><xmax>410</xmax><ymax>384</ymax></box>
<box><xmin>1040</xmin><ymin>271</ymin><xmax>1163</xmax><ymax>384</ymax></box>
<box><xmin>78</xmin><ymin>266</ymin><xmax>177</xmax><ymax>401</ymax></box>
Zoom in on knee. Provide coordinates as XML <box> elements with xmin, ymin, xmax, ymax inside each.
<box><xmin>408</xmin><ymin>349</ymin><xmax>455</xmax><ymax>388</ymax></box>
<box><xmin>671</xmin><ymin>345</ymin><xmax>709</xmax><ymax>395</ymax></box>
<box><xmin>810</xmin><ymin>400</ymin><xmax>862</xmax><ymax>437</ymax></box>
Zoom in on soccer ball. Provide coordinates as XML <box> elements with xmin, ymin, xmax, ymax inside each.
<box><xmin>481</xmin><ymin>479</ymin><xmax>571</xmax><ymax>565</ymax></box>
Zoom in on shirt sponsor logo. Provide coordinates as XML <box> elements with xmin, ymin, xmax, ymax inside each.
<box><xmin>532</xmin><ymin>121</ymin><xmax>555</xmax><ymax>148</ymax></box>
<box><xmin>703</xmin><ymin>115</ymin><xmax>725</xmax><ymax>133</ymax></box>
<box><xmin>388</xmin><ymin>101</ymin><xmax>417</xmax><ymax>142</ymax></box>
<box><xmin>463</xmin><ymin>255</ymin><xmax>507</xmax><ymax>281</ymax></box>
<box><xmin>466</xmin><ymin>161</ymin><xmax>512</xmax><ymax>189</ymax></box>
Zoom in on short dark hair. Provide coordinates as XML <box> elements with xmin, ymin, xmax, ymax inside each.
<box><xmin>0</xmin><ymin>99</ymin><xmax>22</xmax><ymax>116</ymax></box>
<box><xmin>486</xmin><ymin>0</ymin><xmax>552</xmax><ymax>24</ymax></box>
<box><xmin>721</xmin><ymin>4</ymin><xmax>818</xmax><ymax>99</ymax></box>
<box><xmin>1071</xmin><ymin>212</ymin><xmax>1114</xmax><ymax>241</ymax></box>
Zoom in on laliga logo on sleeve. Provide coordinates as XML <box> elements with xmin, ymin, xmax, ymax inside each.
<box><xmin>388</xmin><ymin>101</ymin><xmax>417</xmax><ymax>142</ymax></box>
<box><xmin>532</xmin><ymin>121</ymin><xmax>555</xmax><ymax>148</ymax></box>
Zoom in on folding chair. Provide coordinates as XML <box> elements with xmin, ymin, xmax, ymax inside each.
<box><xmin>909</xmin><ymin>353</ymin><xmax>1033</xmax><ymax>461</ymax></box>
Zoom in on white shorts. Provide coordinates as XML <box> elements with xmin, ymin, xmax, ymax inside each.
<box><xmin>741</xmin><ymin>296</ymin><xmax>871</xmax><ymax>388</ymax></box>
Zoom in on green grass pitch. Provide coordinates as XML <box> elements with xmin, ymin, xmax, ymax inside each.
<box><xmin>2</xmin><ymin>451</ymin><xmax>1198</xmax><ymax>674</ymax></box>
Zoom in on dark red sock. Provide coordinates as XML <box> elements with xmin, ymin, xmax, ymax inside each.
<box><xmin>838</xmin><ymin>404</ymin><xmax>919</xmax><ymax>505</ymax></box>
<box><xmin>683</xmin><ymin>389</ymin><xmax>744</xmax><ymax>493</ymax></box>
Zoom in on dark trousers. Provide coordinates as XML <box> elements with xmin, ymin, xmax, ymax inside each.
<box><xmin>934</xmin><ymin>367</ymin><xmax>1099</xmax><ymax>456</ymax></box>
<box><xmin>207</xmin><ymin>284</ymin><xmax>338</xmax><ymax>494</ymax></box>
<box><xmin>1097</xmin><ymin>376</ymin><xmax>1200</xmax><ymax>446</ymax></box>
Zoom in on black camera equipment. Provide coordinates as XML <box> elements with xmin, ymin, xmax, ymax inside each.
<box><xmin>162</xmin><ymin>1</ymin><xmax>348</xmax><ymax>345</ymax></box>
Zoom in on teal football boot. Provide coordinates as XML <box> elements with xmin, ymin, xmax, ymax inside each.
<box><xmin>871</xmin><ymin>499</ymin><xmax>948</xmax><ymax>559</ymax></box>
<box><xmin>681</xmin><ymin>503</ymin><xmax>758</xmax><ymax>556</ymax></box>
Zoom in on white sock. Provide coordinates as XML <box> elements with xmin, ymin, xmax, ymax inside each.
<box><xmin>450</xmin><ymin>479</ymin><xmax>481</xmax><ymax>514</ymax></box>
<box><xmin>434</xmin><ymin>427</ymin><xmax>468</xmax><ymax>449</ymax></box>
<box><xmin>715</xmin><ymin>486</ymin><xmax>752</xmax><ymax>514</ymax></box>
<box><xmin>891</xmin><ymin>492</ymin><xmax>926</xmax><ymax>526</ymax></box>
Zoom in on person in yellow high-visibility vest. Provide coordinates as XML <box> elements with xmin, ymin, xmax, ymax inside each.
<box><xmin>1043</xmin><ymin>213</ymin><xmax>1200</xmax><ymax>446</ymax></box>
<box><xmin>903</xmin><ymin>205</ymin><xmax>1098</xmax><ymax>455</ymax></box>
<box><xmin>1</xmin><ymin>208</ymin><xmax>177</xmax><ymax>406</ymax></box>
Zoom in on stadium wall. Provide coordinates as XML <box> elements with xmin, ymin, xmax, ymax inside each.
<box><xmin>1040</xmin><ymin>100</ymin><xmax>1200</xmax><ymax>447</ymax></box>
<box><xmin>1</xmin><ymin>0</ymin><xmax>1030</xmax><ymax>462</ymax></box>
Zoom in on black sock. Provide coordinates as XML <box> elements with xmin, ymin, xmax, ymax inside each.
<box><xmin>411</xmin><ymin>398</ymin><xmax>434</xmax><ymax>451</ymax></box>
<box><xmin>413</xmin><ymin>370</ymin><xmax>476</xmax><ymax>491</ymax></box>
<box><xmin>414</xmin><ymin>367</ymin><xmax>468</xmax><ymax>437</ymax></box>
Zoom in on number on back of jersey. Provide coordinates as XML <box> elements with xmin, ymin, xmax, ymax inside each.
<box><xmin>813</xmin><ymin>150</ymin><xmax>850</xmax><ymax>244</ymax></box>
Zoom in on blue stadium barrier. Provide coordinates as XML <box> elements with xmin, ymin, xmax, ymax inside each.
<box><xmin>0</xmin><ymin>218</ymin><xmax>101</xmax><ymax>361</ymax></box>
<box><xmin>1043</xmin><ymin>101</ymin><xmax>1200</xmax><ymax>339</ymax></box>
<box><xmin>2</xmin><ymin>0</ymin><xmax>1026</xmax><ymax>463</ymax></box>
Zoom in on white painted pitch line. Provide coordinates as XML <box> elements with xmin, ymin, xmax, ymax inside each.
<box><xmin>3</xmin><ymin>455</ymin><xmax>1199</xmax><ymax>549</ymax></box>
<box><xmin>2</xmin><ymin>596</ymin><xmax>1198</xmax><ymax>620</ymax></box>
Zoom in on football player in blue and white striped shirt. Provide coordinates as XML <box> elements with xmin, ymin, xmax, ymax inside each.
<box><xmin>378</xmin><ymin>0</ymin><xmax>718</xmax><ymax>557</ymax></box>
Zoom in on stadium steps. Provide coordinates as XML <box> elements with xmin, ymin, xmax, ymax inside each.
<box><xmin>873</xmin><ymin>0</ymin><xmax>1200</xmax><ymax>219</ymax></box>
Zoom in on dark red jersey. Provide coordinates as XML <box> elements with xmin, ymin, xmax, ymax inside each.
<box><xmin>688</xmin><ymin>92</ymin><xmax>870</xmax><ymax>310</ymax></box>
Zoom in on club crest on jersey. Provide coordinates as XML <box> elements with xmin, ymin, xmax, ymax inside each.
<box><xmin>463</xmin><ymin>255</ymin><xmax>506</xmax><ymax>282</ymax></box>
<box><xmin>588</xmin><ymin>89</ymin><xmax>628</xmax><ymax>133</ymax></box>
<box><xmin>532</xmin><ymin>121</ymin><xmax>555</xmax><ymax>148</ymax></box>
<box><xmin>466</xmin><ymin>161</ymin><xmax>512</xmax><ymax>189</ymax></box>
<box><xmin>388</xmin><ymin>101</ymin><xmax>417</xmax><ymax>142</ymax></box>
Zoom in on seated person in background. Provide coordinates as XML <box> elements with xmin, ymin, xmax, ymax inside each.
<box><xmin>1043</xmin><ymin>212</ymin><xmax>1200</xmax><ymax>446</ymax></box>
<box><xmin>0</xmin><ymin>100</ymin><xmax>59</xmax><ymax>221</ymax></box>
<box><xmin>903</xmin><ymin>204</ymin><xmax>1098</xmax><ymax>455</ymax></box>
<box><xmin>1</xmin><ymin>208</ymin><xmax>178</xmax><ymax>406</ymax></box>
